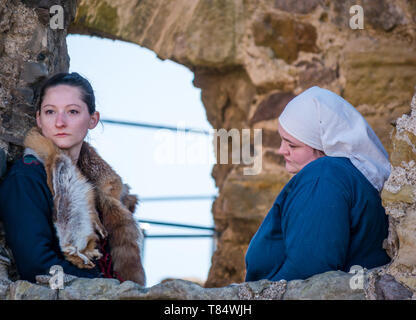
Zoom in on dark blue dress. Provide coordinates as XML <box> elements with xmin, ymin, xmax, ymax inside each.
<box><xmin>0</xmin><ymin>154</ymin><xmax>101</xmax><ymax>283</ymax></box>
<box><xmin>245</xmin><ymin>156</ymin><xmax>391</xmax><ymax>282</ymax></box>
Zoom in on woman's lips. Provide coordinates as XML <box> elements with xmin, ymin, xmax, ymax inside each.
<box><xmin>55</xmin><ymin>133</ymin><xmax>69</xmax><ymax>137</ymax></box>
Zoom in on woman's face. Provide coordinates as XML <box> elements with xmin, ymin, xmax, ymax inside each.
<box><xmin>36</xmin><ymin>85</ymin><xmax>99</xmax><ymax>158</ymax></box>
<box><xmin>277</xmin><ymin>123</ymin><xmax>325</xmax><ymax>174</ymax></box>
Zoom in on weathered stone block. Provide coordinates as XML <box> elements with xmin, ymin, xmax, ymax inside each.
<box><xmin>205</xmin><ymin>242</ymin><xmax>249</xmax><ymax>288</ymax></box>
<box><xmin>249</xmin><ymin>92</ymin><xmax>295</xmax><ymax>124</ymax></box>
<box><xmin>382</xmin><ymin>185</ymin><xmax>416</xmax><ymax>205</ymax></box>
<box><xmin>331</xmin><ymin>0</ymin><xmax>406</xmax><ymax>31</ymax></box>
<box><xmin>283</xmin><ymin>270</ymin><xmax>365</xmax><ymax>300</ymax></box>
<box><xmin>389</xmin><ymin>129</ymin><xmax>416</xmax><ymax>167</ymax></box>
<box><xmin>374</xmin><ymin>274</ymin><xmax>413</xmax><ymax>300</ymax></box>
<box><xmin>297</xmin><ymin>60</ymin><xmax>337</xmax><ymax>89</ymax></box>
<box><xmin>274</xmin><ymin>0</ymin><xmax>322</xmax><ymax>14</ymax></box>
<box><xmin>238</xmin><ymin>279</ymin><xmax>286</xmax><ymax>300</ymax></box>
<box><xmin>342</xmin><ymin>41</ymin><xmax>416</xmax><ymax>107</ymax></box>
<box><xmin>13</xmin><ymin>87</ymin><xmax>34</xmax><ymax>104</ymax></box>
<box><xmin>58</xmin><ymin>278</ymin><xmax>122</xmax><ymax>300</ymax></box>
<box><xmin>8</xmin><ymin>280</ymin><xmax>57</xmax><ymax>300</ymax></box>
<box><xmin>20</xmin><ymin>61</ymin><xmax>48</xmax><ymax>85</ymax></box>
<box><xmin>194</xmin><ymin>68</ymin><xmax>256</xmax><ymax>129</ymax></box>
<box><xmin>1</xmin><ymin>0</ymin><xmax>415</xmax><ymax>298</ymax></box>
<box><xmin>261</xmin><ymin>130</ymin><xmax>281</xmax><ymax>149</ymax></box>
<box><xmin>264</xmin><ymin>150</ymin><xmax>285</xmax><ymax>167</ymax></box>
<box><xmin>253</xmin><ymin>12</ymin><xmax>318</xmax><ymax>64</ymax></box>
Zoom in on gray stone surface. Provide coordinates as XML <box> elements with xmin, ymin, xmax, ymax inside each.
<box><xmin>274</xmin><ymin>0</ymin><xmax>321</xmax><ymax>14</ymax></box>
<box><xmin>0</xmin><ymin>278</ymin><xmax>11</xmax><ymax>300</ymax></box>
<box><xmin>375</xmin><ymin>274</ymin><xmax>413</xmax><ymax>300</ymax></box>
<box><xmin>14</xmin><ymin>87</ymin><xmax>34</xmax><ymax>104</ymax></box>
<box><xmin>1</xmin><ymin>0</ymin><xmax>415</xmax><ymax>301</ymax></box>
<box><xmin>0</xmin><ymin>269</ymin><xmax>379</xmax><ymax>300</ymax></box>
<box><xmin>238</xmin><ymin>279</ymin><xmax>287</xmax><ymax>300</ymax></box>
<box><xmin>8</xmin><ymin>280</ymin><xmax>58</xmax><ymax>300</ymax></box>
<box><xmin>20</xmin><ymin>62</ymin><xmax>48</xmax><ymax>84</ymax></box>
<box><xmin>364</xmin><ymin>267</ymin><xmax>414</xmax><ymax>300</ymax></box>
<box><xmin>282</xmin><ymin>270</ymin><xmax>365</xmax><ymax>300</ymax></box>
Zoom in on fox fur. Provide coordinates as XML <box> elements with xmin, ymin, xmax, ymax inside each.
<box><xmin>23</xmin><ymin>127</ymin><xmax>146</xmax><ymax>286</ymax></box>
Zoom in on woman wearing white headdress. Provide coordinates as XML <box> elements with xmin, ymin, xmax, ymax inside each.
<box><xmin>245</xmin><ymin>86</ymin><xmax>391</xmax><ymax>282</ymax></box>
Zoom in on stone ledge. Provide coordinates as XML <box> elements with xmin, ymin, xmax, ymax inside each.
<box><xmin>2</xmin><ymin>267</ymin><xmax>411</xmax><ymax>300</ymax></box>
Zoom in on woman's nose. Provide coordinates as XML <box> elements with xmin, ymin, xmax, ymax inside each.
<box><xmin>277</xmin><ymin>142</ymin><xmax>289</xmax><ymax>156</ymax></box>
<box><xmin>55</xmin><ymin>112</ymin><xmax>67</xmax><ymax>127</ymax></box>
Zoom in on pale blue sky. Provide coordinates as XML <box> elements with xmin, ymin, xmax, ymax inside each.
<box><xmin>67</xmin><ymin>35</ymin><xmax>218</xmax><ymax>287</ymax></box>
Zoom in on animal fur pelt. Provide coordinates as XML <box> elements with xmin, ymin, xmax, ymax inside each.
<box><xmin>23</xmin><ymin>127</ymin><xmax>146</xmax><ymax>286</ymax></box>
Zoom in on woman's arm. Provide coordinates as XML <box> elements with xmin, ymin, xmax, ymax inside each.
<box><xmin>0</xmin><ymin>172</ymin><xmax>101</xmax><ymax>283</ymax></box>
<box><xmin>272</xmin><ymin>177</ymin><xmax>350</xmax><ymax>281</ymax></box>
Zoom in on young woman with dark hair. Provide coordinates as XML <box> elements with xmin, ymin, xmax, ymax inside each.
<box><xmin>0</xmin><ymin>72</ymin><xmax>146</xmax><ymax>285</ymax></box>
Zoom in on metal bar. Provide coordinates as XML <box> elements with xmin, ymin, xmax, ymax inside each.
<box><xmin>140</xmin><ymin>219</ymin><xmax>215</xmax><ymax>231</ymax></box>
<box><xmin>101</xmin><ymin>119</ymin><xmax>211</xmax><ymax>135</ymax></box>
<box><xmin>143</xmin><ymin>234</ymin><xmax>215</xmax><ymax>238</ymax></box>
<box><xmin>140</xmin><ymin>195</ymin><xmax>216</xmax><ymax>202</ymax></box>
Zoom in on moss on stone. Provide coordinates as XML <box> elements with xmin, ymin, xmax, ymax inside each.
<box><xmin>73</xmin><ymin>3</ymin><xmax>90</xmax><ymax>25</ymax></box>
<box><xmin>91</xmin><ymin>2</ymin><xmax>119</xmax><ymax>35</ymax></box>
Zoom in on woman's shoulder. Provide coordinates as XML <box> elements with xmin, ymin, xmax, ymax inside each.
<box><xmin>297</xmin><ymin>156</ymin><xmax>375</xmax><ymax>192</ymax></box>
<box><xmin>0</xmin><ymin>154</ymin><xmax>51</xmax><ymax>210</ymax></box>
<box><xmin>2</xmin><ymin>153</ymin><xmax>46</xmax><ymax>182</ymax></box>
<box><xmin>306</xmin><ymin>156</ymin><xmax>352</xmax><ymax>172</ymax></box>
<box><xmin>297</xmin><ymin>156</ymin><xmax>351</xmax><ymax>179</ymax></box>
<box><xmin>290</xmin><ymin>156</ymin><xmax>358</xmax><ymax>190</ymax></box>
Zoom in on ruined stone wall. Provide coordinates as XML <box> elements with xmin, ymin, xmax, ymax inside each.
<box><xmin>0</xmin><ymin>0</ymin><xmax>77</xmax><ymax>283</ymax></box>
<box><xmin>382</xmin><ymin>93</ymin><xmax>416</xmax><ymax>291</ymax></box>
<box><xmin>70</xmin><ymin>0</ymin><xmax>416</xmax><ymax>288</ymax></box>
<box><xmin>0</xmin><ymin>0</ymin><xmax>76</xmax><ymax>157</ymax></box>
<box><xmin>1</xmin><ymin>0</ymin><xmax>416</xmax><ymax>299</ymax></box>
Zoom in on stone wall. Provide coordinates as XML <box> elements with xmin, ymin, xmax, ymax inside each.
<box><xmin>1</xmin><ymin>0</ymin><xmax>416</xmax><ymax>299</ymax></box>
<box><xmin>0</xmin><ymin>0</ymin><xmax>78</xmax><ymax>282</ymax></box>
<box><xmin>69</xmin><ymin>0</ymin><xmax>416</xmax><ymax>288</ymax></box>
<box><xmin>1</xmin><ymin>267</ymin><xmax>414</xmax><ymax>300</ymax></box>
<box><xmin>382</xmin><ymin>93</ymin><xmax>416</xmax><ymax>291</ymax></box>
<box><xmin>0</xmin><ymin>0</ymin><xmax>76</xmax><ymax>157</ymax></box>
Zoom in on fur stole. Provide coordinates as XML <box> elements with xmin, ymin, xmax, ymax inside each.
<box><xmin>23</xmin><ymin>127</ymin><xmax>146</xmax><ymax>286</ymax></box>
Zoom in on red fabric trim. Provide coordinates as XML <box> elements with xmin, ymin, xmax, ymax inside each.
<box><xmin>97</xmin><ymin>237</ymin><xmax>124</xmax><ymax>282</ymax></box>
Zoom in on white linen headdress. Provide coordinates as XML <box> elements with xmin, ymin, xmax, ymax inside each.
<box><xmin>278</xmin><ymin>86</ymin><xmax>391</xmax><ymax>192</ymax></box>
